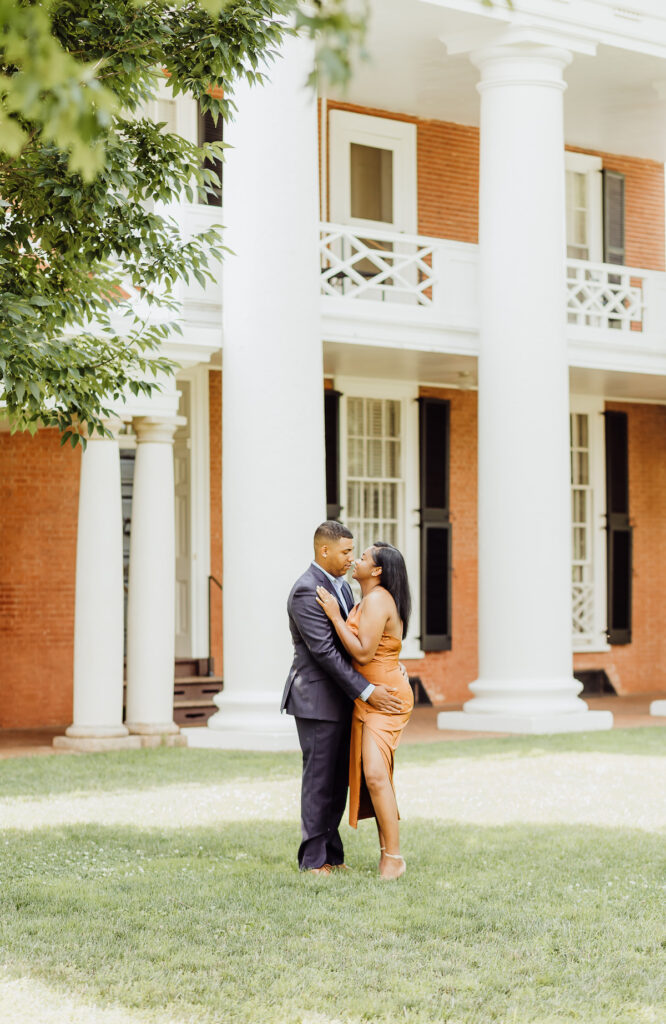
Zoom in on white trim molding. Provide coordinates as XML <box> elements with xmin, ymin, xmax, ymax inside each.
<box><xmin>329</xmin><ymin>110</ymin><xmax>417</xmax><ymax>235</ymax></box>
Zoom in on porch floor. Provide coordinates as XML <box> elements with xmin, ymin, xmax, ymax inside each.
<box><xmin>0</xmin><ymin>694</ymin><xmax>664</xmax><ymax>759</ymax></box>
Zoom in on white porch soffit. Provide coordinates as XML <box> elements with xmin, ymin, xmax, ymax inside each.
<box><xmin>337</xmin><ymin>0</ymin><xmax>666</xmax><ymax>162</ymax></box>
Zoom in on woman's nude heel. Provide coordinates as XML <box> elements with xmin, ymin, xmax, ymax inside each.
<box><xmin>380</xmin><ymin>852</ymin><xmax>406</xmax><ymax>880</ymax></box>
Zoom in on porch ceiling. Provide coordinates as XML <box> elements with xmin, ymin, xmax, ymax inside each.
<box><xmin>329</xmin><ymin>0</ymin><xmax>666</xmax><ymax>162</ymax></box>
<box><xmin>323</xmin><ymin>341</ymin><xmax>666</xmax><ymax>402</ymax></box>
<box><xmin>322</xmin><ymin>340</ymin><xmax>478</xmax><ymax>387</ymax></box>
<box><xmin>570</xmin><ymin>365</ymin><xmax>666</xmax><ymax>403</ymax></box>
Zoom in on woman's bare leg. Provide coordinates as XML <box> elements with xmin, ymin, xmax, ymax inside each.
<box><xmin>375</xmin><ymin>820</ymin><xmax>386</xmax><ymax>870</ymax></box>
<box><xmin>361</xmin><ymin>727</ymin><xmax>405</xmax><ymax>879</ymax></box>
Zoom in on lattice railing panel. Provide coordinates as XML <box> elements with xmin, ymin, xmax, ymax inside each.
<box><xmin>572</xmin><ymin>581</ymin><xmax>595</xmax><ymax>638</ymax></box>
<box><xmin>566</xmin><ymin>259</ymin><xmax>644</xmax><ymax>329</ymax></box>
<box><xmin>320</xmin><ymin>223</ymin><xmax>437</xmax><ymax>305</ymax></box>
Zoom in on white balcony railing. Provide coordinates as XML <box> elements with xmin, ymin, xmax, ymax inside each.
<box><xmin>319</xmin><ymin>222</ymin><xmax>438</xmax><ymax>306</ymax></box>
<box><xmin>566</xmin><ymin>259</ymin><xmax>645</xmax><ymax>330</ymax></box>
<box><xmin>319</xmin><ymin>222</ymin><xmax>666</xmax><ymax>347</ymax></box>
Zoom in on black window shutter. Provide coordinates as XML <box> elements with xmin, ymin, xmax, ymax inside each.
<box><xmin>324</xmin><ymin>389</ymin><xmax>341</xmax><ymax>521</ymax></box>
<box><xmin>197</xmin><ymin>101</ymin><xmax>223</xmax><ymax>207</ymax></box>
<box><xmin>603</xmin><ymin>170</ymin><xmax>625</xmax><ymax>266</ymax></box>
<box><xmin>604</xmin><ymin>411</ymin><xmax>632</xmax><ymax>644</ymax></box>
<box><xmin>419</xmin><ymin>398</ymin><xmax>452</xmax><ymax>651</ymax></box>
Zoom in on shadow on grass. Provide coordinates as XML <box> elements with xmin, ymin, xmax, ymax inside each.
<box><xmin>0</xmin><ymin>727</ymin><xmax>663</xmax><ymax>800</ymax></box>
<box><xmin>1</xmin><ymin>819</ymin><xmax>664</xmax><ymax>1023</ymax></box>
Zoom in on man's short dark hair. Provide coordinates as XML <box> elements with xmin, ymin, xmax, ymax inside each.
<box><xmin>313</xmin><ymin>521</ymin><xmax>353</xmax><ymax>547</ymax></box>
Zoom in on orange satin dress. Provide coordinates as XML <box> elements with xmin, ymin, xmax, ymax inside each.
<box><xmin>346</xmin><ymin>603</ymin><xmax>414</xmax><ymax>828</ymax></box>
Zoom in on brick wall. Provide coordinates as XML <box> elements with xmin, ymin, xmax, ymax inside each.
<box><xmin>0</xmin><ymin>430</ymin><xmax>80</xmax><ymax>728</ymax></box>
<box><xmin>417</xmin><ymin>120</ymin><xmax>479</xmax><ymax>243</ymax></box>
<box><xmin>209</xmin><ymin>370</ymin><xmax>223</xmax><ymax>675</ymax></box>
<box><xmin>324</xmin><ymin>104</ymin><xmax>664</xmax><ymax>264</ymax></box>
<box><xmin>574</xmin><ymin>402</ymin><xmax>666</xmax><ymax>693</ymax></box>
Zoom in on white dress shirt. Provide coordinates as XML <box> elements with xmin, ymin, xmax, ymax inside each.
<box><xmin>312</xmin><ymin>562</ymin><xmax>374</xmax><ymax>702</ymax></box>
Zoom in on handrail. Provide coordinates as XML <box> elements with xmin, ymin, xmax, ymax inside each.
<box><xmin>207</xmin><ymin>574</ymin><xmax>223</xmax><ymax>677</ymax></box>
<box><xmin>320</xmin><ymin>220</ymin><xmax>453</xmax><ymax>249</ymax></box>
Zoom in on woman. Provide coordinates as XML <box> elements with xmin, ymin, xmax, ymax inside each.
<box><xmin>316</xmin><ymin>541</ymin><xmax>413</xmax><ymax>880</ymax></box>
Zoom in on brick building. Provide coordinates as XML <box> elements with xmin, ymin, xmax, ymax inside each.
<box><xmin>2</xmin><ymin>0</ymin><xmax>666</xmax><ymax>744</ymax></box>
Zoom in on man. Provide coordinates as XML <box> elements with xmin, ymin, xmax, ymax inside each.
<box><xmin>281</xmin><ymin>521</ymin><xmax>402</xmax><ymax>874</ymax></box>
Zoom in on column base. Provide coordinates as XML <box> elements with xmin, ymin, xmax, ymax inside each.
<box><xmin>53</xmin><ymin>735</ymin><xmax>143</xmax><ymax>752</ymax></box>
<box><xmin>125</xmin><ymin>722</ymin><xmax>180</xmax><ymax>736</ymax></box>
<box><xmin>438</xmin><ymin>709</ymin><xmax>613</xmax><ymax>735</ymax></box>
<box><xmin>650</xmin><ymin>700</ymin><xmax>666</xmax><ymax>717</ymax></box>
<box><xmin>65</xmin><ymin>724</ymin><xmax>129</xmax><ymax>738</ymax></box>
<box><xmin>183</xmin><ymin>700</ymin><xmax>299</xmax><ymax>751</ymax></box>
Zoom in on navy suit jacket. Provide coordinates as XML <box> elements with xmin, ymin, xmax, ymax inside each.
<box><xmin>281</xmin><ymin>563</ymin><xmax>368</xmax><ymax>722</ymax></box>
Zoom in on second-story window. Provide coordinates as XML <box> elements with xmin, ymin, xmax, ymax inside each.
<box><xmin>565</xmin><ymin>152</ymin><xmax>602</xmax><ymax>263</ymax></box>
<box><xmin>329</xmin><ymin>111</ymin><xmax>416</xmax><ymax>234</ymax></box>
<box><xmin>197</xmin><ymin>101</ymin><xmax>223</xmax><ymax>207</ymax></box>
<box><xmin>350</xmin><ymin>143</ymin><xmax>393</xmax><ymax>223</ymax></box>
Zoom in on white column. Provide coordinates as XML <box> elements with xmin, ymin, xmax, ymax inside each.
<box><xmin>184</xmin><ymin>32</ymin><xmax>324</xmax><ymax>750</ymax></box>
<box><xmin>439</xmin><ymin>37</ymin><xmax>611</xmax><ymax>734</ymax></box>
<box><xmin>650</xmin><ymin>700</ymin><xmax>666</xmax><ymax>716</ymax></box>
<box><xmin>125</xmin><ymin>416</ymin><xmax>181</xmax><ymax>736</ymax></box>
<box><xmin>54</xmin><ymin>424</ymin><xmax>140</xmax><ymax>751</ymax></box>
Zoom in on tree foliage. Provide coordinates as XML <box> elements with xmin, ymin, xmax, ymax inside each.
<box><xmin>0</xmin><ymin>0</ymin><xmax>368</xmax><ymax>443</ymax></box>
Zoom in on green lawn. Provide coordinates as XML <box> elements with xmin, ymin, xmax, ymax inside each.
<box><xmin>0</xmin><ymin>730</ymin><xmax>664</xmax><ymax>1024</ymax></box>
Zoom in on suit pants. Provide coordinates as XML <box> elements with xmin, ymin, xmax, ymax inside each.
<box><xmin>294</xmin><ymin>715</ymin><xmax>351</xmax><ymax>869</ymax></box>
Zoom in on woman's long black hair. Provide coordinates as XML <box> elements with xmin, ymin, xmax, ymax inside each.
<box><xmin>371</xmin><ymin>541</ymin><xmax>411</xmax><ymax>637</ymax></box>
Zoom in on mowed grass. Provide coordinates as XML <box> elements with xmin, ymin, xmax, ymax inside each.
<box><xmin>0</xmin><ymin>725</ymin><xmax>663</xmax><ymax>798</ymax></box>
<box><xmin>0</xmin><ymin>731</ymin><xmax>664</xmax><ymax>1024</ymax></box>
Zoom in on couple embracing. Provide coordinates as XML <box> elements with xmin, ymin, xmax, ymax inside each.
<box><xmin>281</xmin><ymin>520</ymin><xmax>414</xmax><ymax>880</ymax></box>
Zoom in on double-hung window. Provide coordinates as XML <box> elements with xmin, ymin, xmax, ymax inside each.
<box><xmin>346</xmin><ymin>397</ymin><xmax>402</xmax><ymax>552</ymax></box>
<box><xmin>570</xmin><ymin>398</ymin><xmax>608</xmax><ymax>651</ymax></box>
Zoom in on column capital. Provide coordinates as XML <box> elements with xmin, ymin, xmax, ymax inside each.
<box><xmin>443</xmin><ymin>25</ymin><xmax>596</xmax><ymax>70</ymax></box>
<box><xmin>132</xmin><ymin>415</ymin><xmax>184</xmax><ymax>445</ymax></box>
<box><xmin>72</xmin><ymin>415</ymin><xmax>125</xmax><ymax>442</ymax></box>
<box><xmin>470</xmin><ymin>41</ymin><xmax>573</xmax><ymax>93</ymax></box>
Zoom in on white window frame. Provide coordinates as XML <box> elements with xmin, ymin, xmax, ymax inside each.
<box><xmin>565</xmin><ymin>152</ymin><xmax>603</xmax><ymax>263</ymax></box>
<box><xmin>336</xmin><ymin>376</ymin><xmax>423</xmax><ymax>660</ymax></box>
<box><xmin>570</xmin><ymin>394</ymin><xmax>609</xmax><ymax>653</ymax></box>
<box><xmin>329</xmin><ymin>111</ymin><xmax>417</xmax><ymax>235</ymax></box>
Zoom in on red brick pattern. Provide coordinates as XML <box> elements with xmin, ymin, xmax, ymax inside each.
<box><xmin>0</xmin><ymin>430</ymin><xmax>80</xmax><ymax>727</ymax></box>
<box><xmin>209</xmin><ymin>370</ymin><xmax>223</xmax><ymax>675</ymax></box>
<box><xmin>417</xmin><ymin>120</ymin><xmax>479</xmax><ymax>243</ymax></box>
